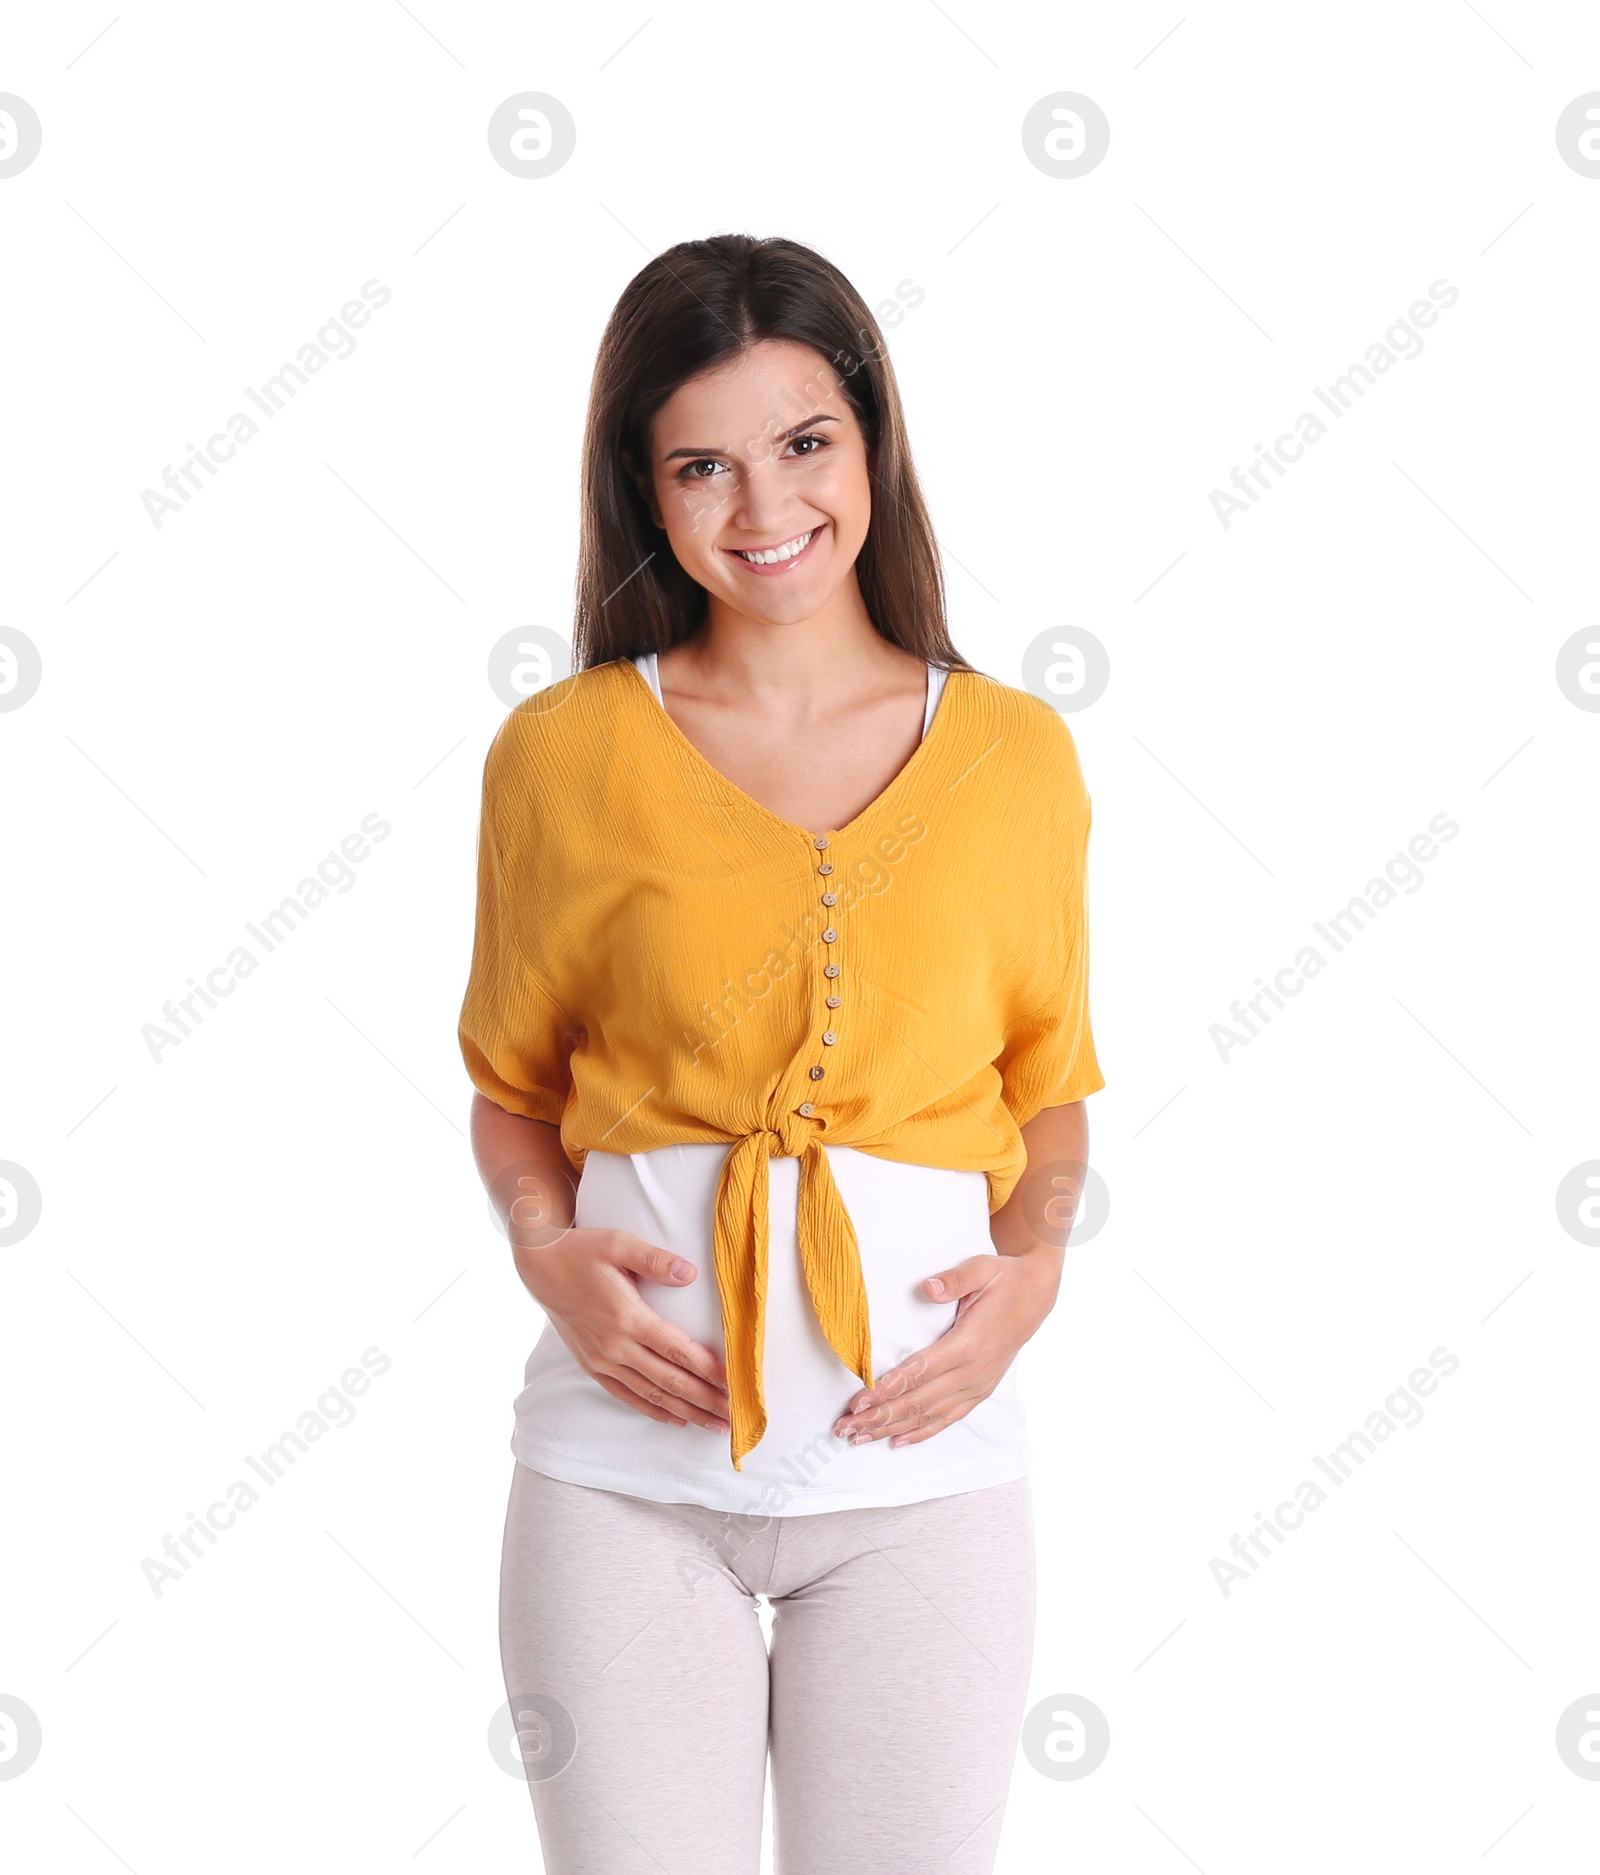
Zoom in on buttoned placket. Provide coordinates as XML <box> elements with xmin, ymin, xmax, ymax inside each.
<box><xmin>795</xmin><ymin>833</ymin><xmax>842</xmax><ymax>1120</ymax></box>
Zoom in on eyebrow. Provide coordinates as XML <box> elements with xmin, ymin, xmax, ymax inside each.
<box><xmin>662</xmin><ymin>413</ymin><xmax>840</xmax><ymax>462</ymax></box>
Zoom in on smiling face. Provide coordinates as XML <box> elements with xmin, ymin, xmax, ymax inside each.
<box><xmin>635</xmin><ymin>338</ymin><xmax>873</xmax><ymax>630</ymax></box>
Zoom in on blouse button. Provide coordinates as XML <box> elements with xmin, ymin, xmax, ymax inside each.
<box><xmin>798</xmin><ymin>1101</ymin><xmax>815</xmax><ymax>1117</ymax></box>
<box><xmin>822</xmin><ymin>1032</ymin><xmax>837</xmax><ymax>1046</ymax></box>
<box><xmin>826</xmin><ymin>995</ymin><xmax>841</xmax><ymax>1008</ymax></box>
<box><xmin>814</xmin><ymin>836</ymin><xmax>829</xmax><ymax>850</ymax></box>
<box><xmin>824</xmin><ymin>963</ymin><xmax>840</xmax><ymax>978</ymax></box>
<box><xmin>821</xmin><ymin>928</ymin><xmax>837</xmax><ymax>943</ymax></box>
<box><xmin>821</xmin><ymin>893</ymin><xmax>837</xmax><ymax>907</ymax></box>
<box><xmin>809</xmin><ymin>1065</ymin><xmax>826</xmax><ymax>1081</ymax></box>
<box><xmin>818</xmin><ymin>863</ymin><xmax>834</xmax><ymax>875</ymax></box>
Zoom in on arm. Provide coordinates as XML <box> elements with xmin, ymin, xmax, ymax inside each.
<box><xmin>472</xmin><ymin>1090</ymin><xmax>580</xmax><ymax>1239</ymax></box>
<box><xmin>990</xmin><ymin>1097</ymin><xmax>1090</xmax><ymax>1263</ymax></box>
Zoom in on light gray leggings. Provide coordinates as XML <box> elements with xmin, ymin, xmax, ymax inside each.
<box><xmin>498</xmin><ymin>1460</ymin><xmax>1037</xmax><ymax>1873</ymax></box>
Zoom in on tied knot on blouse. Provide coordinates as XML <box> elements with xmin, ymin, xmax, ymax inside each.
<box><xmin>713</xmin><ymin>1126</ymin><xmax>872</xmax><ymax>1468</ymax></box>
<box><xmin>458</xmin><ymin>658</ymin><xmax>1104</xmax><ymax>1472</ymax></box>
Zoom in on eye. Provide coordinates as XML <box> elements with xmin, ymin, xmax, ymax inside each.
<box><xmin>788</xmin><ymin>432</ymin><xmax>831</xmax><ymax>458</ymax></box>
<box><xmin>675</xmin><ymin>457</ymin><xmax>727</xmax><ymax>481</ymax></box>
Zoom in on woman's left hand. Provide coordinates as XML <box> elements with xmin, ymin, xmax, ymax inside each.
<box><xmin>832</xmin><ymin>1243</ymin><xmax>1064</xmax><ymax>1449</ymax></box>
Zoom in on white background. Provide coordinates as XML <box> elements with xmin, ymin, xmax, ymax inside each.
<box><xmin>2</xmin><ymin>2</ymin><xmax>1597</xmax><ymax>1869</ymax></box>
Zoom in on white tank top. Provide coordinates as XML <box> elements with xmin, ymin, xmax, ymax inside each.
<box><xmin>507</xmin><ymin>655</ymin><xmax>1029</xmax><ymax>1517</ymax></box>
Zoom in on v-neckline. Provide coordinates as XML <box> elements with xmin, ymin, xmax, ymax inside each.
<box><xmin>618</xmin><ymin>654</ymin><xmax>964</xmax><ymax>847</ymax></box>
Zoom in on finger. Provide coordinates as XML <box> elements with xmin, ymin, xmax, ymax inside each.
<box><xmin>888</xmin><ymin>1402</ymin><xmax>973</xmax><ymax>1446</ymax></box>
<box><xmin>605</xmin><ymin>1363</ymin><xmax>728</xmax><ymax>1432</ymax></box>
<box><xmin>619</xmin><ymin>1347</ymin><xmax>733</xmax><ymax>1429</ymax></box>
<box><xmin>836</xmin><ymin>1378</ymin><xmax>935</xmax><ymax>1441</ymax></box>
<box><xmin>839</xmin><ymin>1370</ymin><xmax>981</xmax><ymax>1442</ymax></box>
<box><xmin>609</xmin><ymin>1233</ymin><xmax>702</xmax><ymax>1287</ymax></box>
<box><xmin>878</xmin><ymin>1382</ymin><xmax>989</xmax><ymax>1444</ymax></box>
<box><xmin>841</xmin><ymin>1391</ymin><xmax>946</xmax><ymax>1440</ymax></box>
<box><xmin>841</xmin><ymin>1347</ymin><xmax>943</xmax><ymax>1420</ymax></box>
<box><xmin>635</xmin><ymin>1317</ymin><xmax>730</xmax><ymax>1392</ymax></box>
<box><xmin>590</xmin><ymin>1370</ymin><xmax>687</xmax><ymax>1427</ymax></box>
<box><xmin>922</xmin><ymin>1254</ymin><xmax>1003</xmax><ymax>1301</ymax></box>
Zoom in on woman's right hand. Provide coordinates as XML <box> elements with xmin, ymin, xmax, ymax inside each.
<box><xmin>511</xmin><ymin>1223</ymin><xmax>732</xmax><ymax>1433</ymax></box>
<box><xmin>470</xmin><ymin>1099</ymin><xmax>730</xmax><ymax>1433</ymax></box>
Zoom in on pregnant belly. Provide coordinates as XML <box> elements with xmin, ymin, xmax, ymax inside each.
<box><xmin>573</xmin><ymin>1141</ymin><xmax>996</xmax><ymax>1426</ymax></box>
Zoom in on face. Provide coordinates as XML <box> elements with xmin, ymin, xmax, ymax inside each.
<box><xmin>635</xmin><ymin>338</ymin><xmax>872</xmax><ymax>628</ymax></box>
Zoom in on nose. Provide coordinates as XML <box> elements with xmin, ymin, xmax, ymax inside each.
<box><xmin>726</xmin><ymin>449</ymin><xmax>804</xmax><ymax>541</ymax></box>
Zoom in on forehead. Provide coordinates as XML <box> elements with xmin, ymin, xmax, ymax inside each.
<box><xmin>651</xmin><ymin>339</ymin><xmax>849</xmax><ymax>448</ymax></box>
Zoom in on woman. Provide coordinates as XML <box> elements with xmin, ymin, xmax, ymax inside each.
<box><xmin>459</xmin><ymin>233</ymin><xmax>1103</xmax><ymax>1874</ymax></box>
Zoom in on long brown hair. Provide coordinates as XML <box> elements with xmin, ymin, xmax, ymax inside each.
<box><xmin>573</xmin><ymin>233</ymin><xmax>973</xmax><ymax>673</ymax></box>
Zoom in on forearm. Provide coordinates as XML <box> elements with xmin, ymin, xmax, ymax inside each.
<box><xmin>989</xmin><ymin>1098</ymin><xmax>1090</xmax><ymax>1262</ymax></box>
<box><xmin>470</xmin><ymin>1092</ymin><xmax>578</xmax><ymax>1243</ymax></box>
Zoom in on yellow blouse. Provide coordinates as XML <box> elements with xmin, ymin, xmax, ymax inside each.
<box><xmin>458</xmin><ymin>656</ymin><xmax>1104</xmax><ymax>1470</ymax></box>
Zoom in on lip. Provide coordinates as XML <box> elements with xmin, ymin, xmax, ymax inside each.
<box><xmin>722</xmin><ymin>523</ymin><xmax>825</xmax><ymax>577</ymax></box>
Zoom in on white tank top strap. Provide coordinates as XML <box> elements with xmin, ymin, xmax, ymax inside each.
<box><xmin>923</xmin><ymin>661</ymin><xmax>947</xmax><ymax>735</ymax></box>
<box><xmin>633</xmin><ymin>650</ymin><xmax>663</xmax><ymax>704</ymax></box>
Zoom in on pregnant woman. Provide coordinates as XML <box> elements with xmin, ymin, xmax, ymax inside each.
<box><xmin>459</xmin><ymin>233</ymin><xmax>1104</xmax><ymax>1874</ymax></box>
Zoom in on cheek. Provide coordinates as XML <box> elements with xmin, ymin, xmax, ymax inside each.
<box><xmin>817</xmin><ymin>461</ymin><xmax>872</xmax><ymax>535</ymax></box>
<box><xmin>797</xmin><ymin>452</ymin><xmax>864</xmax><ymax>511</ymax></box>
<box><xmin>663</xmin><ymin>477</ymin><xmax>731</xmax><ymax>551</ymax></box>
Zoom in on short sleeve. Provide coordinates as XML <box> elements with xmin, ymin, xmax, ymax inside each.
<box><xmin>457</xmin><ymin>746</ymin><xmax>578</xmax><ymax>1125</ymax></box>
<box><xmin>993</xmin><ymin>716</ymin><xmax>1105</xmax><ymax>1128</ymax></box>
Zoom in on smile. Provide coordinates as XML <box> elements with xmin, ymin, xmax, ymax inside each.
<box><xmin>725</xmin><ymin>526</ymin><xmax>821</xmax><ymax>571</ymax></box>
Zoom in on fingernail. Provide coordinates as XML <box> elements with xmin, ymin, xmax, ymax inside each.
<box><xmin>670</xmin><ymin>1259</ymin><xmax>694</xmax><ymax>1280</ymax></box>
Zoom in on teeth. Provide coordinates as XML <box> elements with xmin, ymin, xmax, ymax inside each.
<box><xmin>736</xmin><ymin>529</ymin><xmax>814</xmax><ymax>565</ymax></box>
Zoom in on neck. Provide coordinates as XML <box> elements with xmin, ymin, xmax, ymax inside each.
<box><xmin>662</xmin><ymin>579</ymin><xmax>921</xmax><ymax>710</ymax></box>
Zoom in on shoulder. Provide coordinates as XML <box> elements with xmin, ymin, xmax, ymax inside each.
<box><xmin>482</xmin><ymin>658</ymin><xmax>637</xmax><ymax>797</ymax></box>
<box><xmin>950</xmin><ymin>667</ymin><xmax>1088</xmax><ymax>791</ymax></box>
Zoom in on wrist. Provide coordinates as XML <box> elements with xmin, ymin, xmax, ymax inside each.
<box><xmin>1003</xmin><ymin>1236</ymin><xmax>1066</xmax><ymax>1318</ymax></box>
